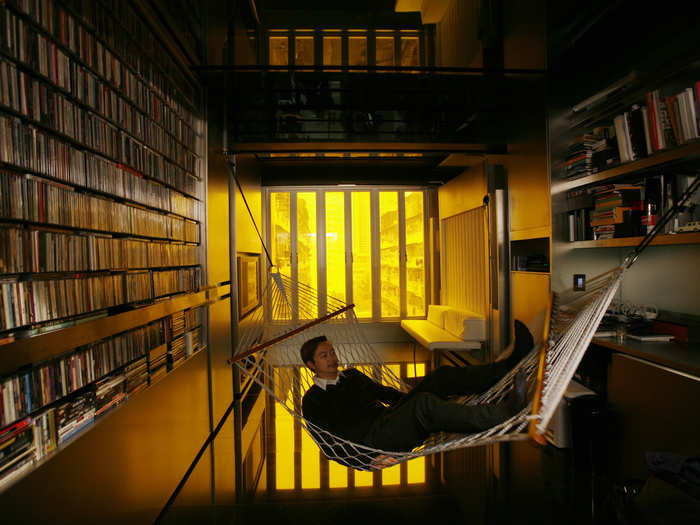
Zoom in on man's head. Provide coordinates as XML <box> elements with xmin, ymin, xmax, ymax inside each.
<box><xmin>300</xmin><ymin>335</ymin><xmax>339</xmax><ymax>379</ymax></box>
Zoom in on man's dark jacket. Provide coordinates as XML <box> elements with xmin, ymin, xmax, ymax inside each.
<box><xmin>301</xmin><ymin>368</ymin><xmax>406</xmax><ymax>465</ymax></box>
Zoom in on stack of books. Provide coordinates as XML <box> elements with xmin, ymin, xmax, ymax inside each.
<box><xmin>32</xmin><ymin>408</ymin><xmax>57</xmax><ymax>462</ymax></box>
<box><xmin>560</xmin><ymin>133</ymin><xmax>599</xmax><ymax>178</ymax></box>
<box><xmin>168</xmin><ymin>336</ymin><xmax>186</xmax><ymax>370</ymax></box>
<box><xmin>56</xmin><ymin>391</ymin><xmax>96</xmax><ymax>445</ymax></box>
<box><xmin>590</xmin><ymin>132</ymin><xmax>619</xmax><ymax>173</ymax></box>
<box><xmin>0</xmin><ymin>417</ymin><xmax>34</xmax><ymax>488</ymax></box>
<box><xmin>125</xmin><ymin>356</ymin><xmax>148</xmax><ymax>395</ymax></box>
<box><xmin>171</xmin><ymin>311</ymin><xmax>185</xmax><ymax>340</ymax></box>
<box><xmin>148</xmin><ymin>344</ymin><xmax>168</xmax><ymax>383</ymax></box>
<box><xmin>590</xmin><ymin>185</ymin><xmax>643</xmax><ymax>239</ymax></box>
<box><xmin>94</xmin><ymin>375</ymin><xmax>126</xmax><ymax>417</ymax></box>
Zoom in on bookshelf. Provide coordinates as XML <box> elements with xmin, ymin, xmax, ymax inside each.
<box><xmin>569</xmin><ymin>232</ymin><xmax>700</xmax><ymax>249</ymax></box>
<box><xmin>0</xmin><ymin>0</ymin><xmax>204</xmax><ymax>491</ymax></box>
<box><xmin>549</xmin><ymin>1</ymin><xmax>700</xmax><ymax>320</ymax></box>
<box><xmin>554</xmin><ymin>140</ymin><xmax>700</xmax><ymax>194</ymax></box>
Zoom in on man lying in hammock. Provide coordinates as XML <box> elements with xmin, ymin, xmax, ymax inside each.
<box><xmin>300</xmin><ymin>320</ymin><xmax>534</xmax><ymax>469</ymax></box>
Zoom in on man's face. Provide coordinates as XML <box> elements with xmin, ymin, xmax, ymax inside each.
<box><xmin>309</xmin><ymin>340</ymin><xmax>339</xmax><ymax>379</ymax></box>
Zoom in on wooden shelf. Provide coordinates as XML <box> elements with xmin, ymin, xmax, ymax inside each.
<box><xmin>570</xmin><ymin>232</ymin><xmax>700</xmax><ymax>249</ymax></box>
<box><xmin>554</xmin><ymin>140</ymin><xmax>700</xmax><ymax>193</ymax></box>
<box><xmin>0</xmin><ymin>284</ymin><xmax>228</xmax><ymax>377</ymax></box>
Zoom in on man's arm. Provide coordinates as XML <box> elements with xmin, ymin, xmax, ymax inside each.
<box><xmin>346</xmin><ymin>368</ymin><xmax>406</xmax><ymax>405</ymax></box>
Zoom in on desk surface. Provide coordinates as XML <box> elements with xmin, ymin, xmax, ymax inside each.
<box><xmin>591</xmin><ymin>337</ymin><xmax>700</xmax><ymax>377</ymax></box>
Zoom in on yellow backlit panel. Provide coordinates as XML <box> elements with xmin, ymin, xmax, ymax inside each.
<box><xmin>275</xmin><ymin>388</ymin><xmax>294</xmax><ymax>490</ymax></box>
<box><xmin>382</xmin><ymin>462</ymin><xmax>401</xmax><ymax>486</ymax></box>
<box><xmin>379</xmin><ymin>192</ymin><xmax>399</xmax><ymax>318</ymax></box>
<box><xmin>405</xmin><ymin>191</ymin><xmax>425</xmax><ymax>317</ymax></box>
<box><xmin>383</xmin><ymin>364</ymin><xmax>400</xmax><ymax>386</ymax></box>
<box><xmin>325</xmin><ymin>192</ymin><xmax>346</xmax><ymax>304</ymax></box>
<box><xmin>400</xmin><ymin>36</ymin><xmax>419</xmax><ymax>67</ymax></box>
<box><xmin>271</xmin><ymin>192</ymin><xmax>291</xmax><ymax>274</ymax></box>
<box><xmin>329</xmin><ymin>460</ymin><xmax>348</xmax><ymax>489</ymax></box>
<box><xmin>348</xmin><ymin>36</ymin><xmax>367</xmax><ymax>67</ymax></box>
<box><xmin>406</xmin><ymin>362</ymin><xmax>426</xmax><ymax>484</ymax></box>
<box><xmin>300</xmin><ymin>368</ymin><xmax>320</xmax><ymax>489</ymax></box>
<box><xmin>269</xmin><ymin>36</ymin><xmax>289</xmax><ymax>66</ymax></box>
<box><xmin>351</xmin><ymin>192</ymin><xmax>372</xmax><ymax>318</ymax></box>
<box><xmin>297</xmin><ymin>192</ymin><xmax>317</xmax><ymax>294</ymax></box>
<box><xmin>355</xmin><ymin>468</ymin><xmax>373</xmax><ymax>487</ymax></box>
<box><xmin>323</xmin><ymin>36</ymin><xmax>341</xmax><ymax>66</ymax></box>
<box><xmin>301</xmin><ymin>426</ymin><xmax>320</xmax><ymax>489</ymax></box>
<box><xmin>352</xmin><ymin>365</ymin><xmax>376</xmax><ymax>489</ymax></box>
<box><xmin>407</xmin><ymin>456</ymin><xmax>425</xmax><ymax>484</ymax></box>
<box><xmin>271</xmin><ymin>192</ymin><xmax>291</xmax><ymax>320</ymax></box>
<box><xmin>376</xmin><ymin>37</ymin><xmax>395</xmax><ymax>66</ymax></box>
<box><xmin>295</xmin><ymin>36</ymin><xmax>314</xmax><ymax>65</ymax></box>
<box><xmin>406</xmin><ymin>362</ymin><xmax>426</xmax><ymax>378</ymax></box>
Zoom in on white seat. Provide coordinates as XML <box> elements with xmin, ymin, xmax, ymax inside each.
<box><xmin>400</xmin><ymin>319</ymin><xmax>482</xmax><ymax>350</ymax></box>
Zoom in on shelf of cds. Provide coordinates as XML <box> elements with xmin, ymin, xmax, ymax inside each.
<box><xmin>0</xmin><ymin>0</ymin><xmax>206</xmax><ymax>491</ymax></box>
<box><xmin>0</xmin><ymin>0</ymin><xmax>204</xmax><ymax>335</ymax></box>
<box><xmin>0</xmin><ymin>306</ymin><xmax>205</xmax><ymax>492</ymax></box>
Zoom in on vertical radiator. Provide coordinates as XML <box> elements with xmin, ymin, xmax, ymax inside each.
<box><xmin>440</xmin><ymin>206</ymin><xmax>489</xmax><ymax>317</ymax></box>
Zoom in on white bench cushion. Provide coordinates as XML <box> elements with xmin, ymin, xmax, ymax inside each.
<box><xmin>401</xmin><ymin>319</ymin><xmax>482</xmax><ymax>351</ymax></box>
<box><xmin>444</xmin><ymin>308</ymin><xmax>487</xmax><ymax>341</ymax></box>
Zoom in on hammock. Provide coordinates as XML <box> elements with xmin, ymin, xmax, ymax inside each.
<box><xmin>228</xmin><ymin>157</ymin><xmax>699</xmax><ymax>471</ymax></box>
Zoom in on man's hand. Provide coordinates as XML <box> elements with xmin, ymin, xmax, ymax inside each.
<box><xmin>370</xmin><ymin>454</ymin><xmax>399</xmax><ymax>469</ymax></box>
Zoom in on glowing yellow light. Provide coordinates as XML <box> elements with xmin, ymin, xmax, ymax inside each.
<box><xmin>275</xmin><ymin>383</ymin><xmax>295</xmax><ymax>490</ymax></box>
<box><xmin>379</xmin><ymin>192</ymin><xmax>399</xmax><ymax>318</ymax></box>
<box><xmin>297</xmin><ymin>192</ymin><xmax>317</xmax><ymax>296</ymax></box>
<box><xmin>382</xmin><ymin>462</ymin><xmax>401</xmax><ymax>485</ymax></box>
<box><xmin>407</xmin><ymin>456</ymin><xmax>425</xmax><ymax>484</ymax></box>
<box><xmin>406</xmin><ymin>362</ymin><xmax>426</xmax><ymax>379</ymax></box>
<box><xmin>326</xmin><ymin>192</ymin><xmax>346</xmax><ymax>304</ymax></box>
<box><xmin>351</xmin><ymin>192</ymin><xmax>372</xmax><ymax>318</ymax></box>
<box><xmin>329</xmin><ymin>460</ymin><xmax>348</xmax><ymax>489</ymax></box>
<box><xmin>271</xmin><ymin>192</ymin><xmax>291</xmax><ymax>320</ymax></box>
<box><xmin>300</xmin><ymin>368</ymin><xmax>320</xmax><ymax>489</ymax></box>
<box><xmin>405</xmin><ymin>191</ymin><xmax>425</xmax><ymax>317</ymax></box>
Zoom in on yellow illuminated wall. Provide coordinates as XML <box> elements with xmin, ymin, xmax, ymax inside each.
<box><xmin>405</xmin><ymin>191</ymin><xmax>425</xmax><ymax>317</ymax></box>
<box><xmin>297</xmin><ymin>192</ymin><xmax>317</xmax><ymax>294</ymax></box>
<box><xmin>379</xmin><ymin>192</ymin><xmax>399</xmax><ymax>318</ymax></box>
<box><xmin>325</xmin><ymin>192</ymin><xmax>346</xmax><ymax>304</ymax></box>
<box><xmin>351</xmin><ymin>192</ymin><xmax>372</xmax><ymax>318</ymax></box>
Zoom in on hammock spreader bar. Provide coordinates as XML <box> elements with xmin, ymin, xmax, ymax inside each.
<box><xmin>228</xmin><ymin>303</ymin><xmax>355</xmax><ymax>364</ymax></box>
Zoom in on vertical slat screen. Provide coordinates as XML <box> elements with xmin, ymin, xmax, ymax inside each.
<box><xmin>441</xmin><ymin>206</ymin><xmax>489</xmax><ymax>315</ymax></box>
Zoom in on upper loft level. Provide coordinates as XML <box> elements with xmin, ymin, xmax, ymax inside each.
<box><xmin>198</xmin><ymin>0</ymin><xmax>547</xmax><ymax>151</ymax></box>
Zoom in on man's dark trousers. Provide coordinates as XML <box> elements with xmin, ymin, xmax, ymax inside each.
<box><xmin>363</xmin><ymin>363</ymin><xmax>518</xmax><ymax>452</ymax></box>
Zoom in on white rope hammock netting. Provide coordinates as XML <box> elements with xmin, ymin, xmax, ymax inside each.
<box><xmin>232</xmin><ymin>262</ymin><xmax>627</xmax><ymax>471</ymax></box>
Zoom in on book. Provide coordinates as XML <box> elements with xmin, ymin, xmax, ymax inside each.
<box><xmin>628</xmin><ymin>105</ymin><xmax>648</xmax><ymax>158</ymax></box>
<box><xmin>626</xmin><ymin>334</ymin><xmax>674</xmax><ymax>342</ymax></box>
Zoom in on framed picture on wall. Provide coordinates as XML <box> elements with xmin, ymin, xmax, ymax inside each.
<box><xmin>237</xmin><ymin>253</ymin><xmax>261</xmax><ymax>319</ymax></box>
